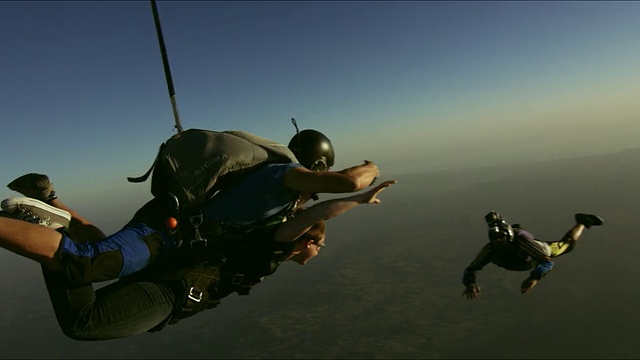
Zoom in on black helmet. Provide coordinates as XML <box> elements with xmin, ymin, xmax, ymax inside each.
<box><xmin>485</xmin><ymin>211</ymin><xmax>514</xmax><ymax>243</ymax></box>
<box><xmin>287</xmin><ymin>129</ymin><xmax>335</xmax><ymax>171</ymax></box>
<box><xmin>488</xmin><ymin>222</ymin><xmax>514</xmax><ymax>243</ymax></box>
<box><xmin>484</xmin><ymin>211</ymin><xmax>503</xmax><ymax>224</ymax></box>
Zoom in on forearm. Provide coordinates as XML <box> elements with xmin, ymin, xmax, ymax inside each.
<box><xmin>338</xmin><ymin>163</ymin><xmax>379</xmax><ymax>191</ymax></box>
<box><xmin>274</xmin><ymin>194</ymin><xmax>363</xmax><ymax>242</ymax></box>
<box><xmin>304</xmin><ymin>178</ymin><xmax>393</xmax><ymax>220</ymax></box>
<box><xmin>307</xmin><ymin>194</ymin><xmax>363</xmax><ymax>221</ymax></box>
<box><xmin>462</xmin><ymin>268</ymin><xmax>478</xmax><ymax>286</ymax></box>
<box><xmin>463</xmin><ymin>244</ymin><xmax>492</xmax><ymax>286</ymax></box>
<box><xmin>284</xmin><ymin>162</ymin><xmax>380</xmax><ymax>193</ymax></box>
<box><xmin>284</xmin><ymin>169</ymin><xmax>360</xmax><ymax>193</ymax></box>
<box><xmin>529</xmin><ymin>260</ymin><xmax>554</xmax><ymax>280</ymax></box>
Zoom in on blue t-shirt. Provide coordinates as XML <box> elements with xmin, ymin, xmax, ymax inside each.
<box><xmin>201</xmin><ymin>162</ymin><xmax>302</xmax><ymax>226</ymax></box>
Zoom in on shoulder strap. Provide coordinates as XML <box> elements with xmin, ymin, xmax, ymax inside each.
<box><xmin>127</xmin><ymin>142</ymin><xmax>166</xmax><ymax>183</ymax></box>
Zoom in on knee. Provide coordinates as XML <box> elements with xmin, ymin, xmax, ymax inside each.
<box><xmin>58</xmin><ymin>320</ymin><xmax>94</xmax><ymax>341</ymax></box>
<box><xmin>59</xmin><ymin>323</ymin><xmax>112</xmax><ymax>341</ymax></box>
<box><xmin>61</xmin><ymin>328</ymin><xmax>90</xmax><ymax>341</ymax></box>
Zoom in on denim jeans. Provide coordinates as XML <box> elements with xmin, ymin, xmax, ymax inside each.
<box><xmin>41</xmin><ymin>266</ymin><xmax>185</xmax><ymax>340</ymax></box>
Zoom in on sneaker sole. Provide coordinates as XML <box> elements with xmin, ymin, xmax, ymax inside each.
<box><xmin>1</xmin><ymin>197</ymin><xmax>71</xmax><ymax>229</ymax></box>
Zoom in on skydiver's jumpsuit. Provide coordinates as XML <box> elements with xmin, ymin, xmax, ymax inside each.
<box><xmin>462</xmin><ymin>227</ymin><xmax>577</xmax><ymax>287</ymax></box>
<box><xmin>55</xmin><ymin>162</ymin><xmax>302</xmax><ymax>284</ymax></box>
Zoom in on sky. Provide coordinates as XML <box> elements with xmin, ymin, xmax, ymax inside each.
<box><xmin>2</xmin><ymin>1</ymin><xmax>640</xmax><ymax>224</ymax></box>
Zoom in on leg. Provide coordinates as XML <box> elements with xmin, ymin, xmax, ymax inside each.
<box><xmin>58</xmin><ymin>222</ymin><xmax>175</xmax><ymax>283</ymax></box>
<box><xmin>49</xmin><ymin>198</ymin><xmax>106</xmax><ymax>242</ymax></box>
<box><xmin>0</xmin><ymin>210</ymin><xmax>175</xmax><ymax>283</ymax></box>
<box><xmin>6</xmin><ymin>173</ymin><xmax>106</xmax><ymax>242</ymax></box>
<box><xmin>5</xmin><ymin>175</ymin><xmax>177</xmax><ymax>283</ymax></box>
<box><xmin>0</xmin><ymin>217</ymin><xmax>64</xmax><ymax>269</ymax></box>
<box><xmin>41</xmin><ymin>266</ymin><xmax>183</xmax><ymax>340</ymax></box>
<box><xmin>548</xmin><ymin>213</ymin><xmax>604</xmax><ymax>257</ymax></box>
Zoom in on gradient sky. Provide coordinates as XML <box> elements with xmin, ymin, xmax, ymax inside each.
<box><xmin>2</xmin><ymin>1</ymin><xmax>639</xmax><ymax>224</ymax></box>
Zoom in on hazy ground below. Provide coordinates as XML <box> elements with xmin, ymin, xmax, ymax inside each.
<box><xmin>1</xmin><ymin>148</ymin><xmax>639</xmax><ymax>359</ymax></box>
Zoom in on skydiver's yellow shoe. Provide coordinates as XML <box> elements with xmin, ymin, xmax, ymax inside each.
<box><xmin>7</xmin><ymin>173</ymin><xmax>57</xmax><ymax>202</ymax></box>
<box><xmin>1</xmin><ymin>197</ymin><xmax>70</xmax><ymax>230</ymax></box>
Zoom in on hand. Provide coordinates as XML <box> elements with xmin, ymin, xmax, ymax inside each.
<box><xmin>520</xmin><ymin>278</ymin><xmax>538</xmax><ymax>294</ymax></box>
<box><xmin>361</xmin><ymin>160</ymin><xmax>380</xmax><ymax>185</ymax></box>
<box><xmin>462</xmin><ymin>285</ymin><xmax>480</xmax><ymax>299</ymax></box>
<box><xmin>357</xmin><ymin>180</ymin><xmax>397</xmax><ymax>204</ymax></box>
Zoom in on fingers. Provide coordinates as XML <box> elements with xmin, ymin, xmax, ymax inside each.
<box><xmin>462</xmin><ymin>286</ymin><xmax>480</xmax><ymax>299</ymax></box>
<box><xmin>368</xmin><ymin>180</ymin><xmax>396</xmax><ymax>194</ymax></box>
<box><xmin>462</xmin><ymin>292</ymin><xmax>477</xmax><ymax>300</ymax></box>
<box><xmin>374</xmin><ymin>179</ymin><xmax>397</xmax><ymax>190</ymax></box>
<box><xmin>365</xmin><ymin>180</ymin><xmax>397</xmax><ymax>204</ymax></box>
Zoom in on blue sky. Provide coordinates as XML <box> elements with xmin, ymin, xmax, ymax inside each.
<box><xmin>2</xmin><ymin>1</ymin><xmax>639</xmax><ymax>229</ymax></box>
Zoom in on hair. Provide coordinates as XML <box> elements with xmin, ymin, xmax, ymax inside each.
<box><xmin>297</xmin><ymin>220</ymin><xmax>326</xmax><ymax>244</ymax></box>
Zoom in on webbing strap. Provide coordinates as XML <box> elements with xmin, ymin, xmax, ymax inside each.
<box><xmin>127</xmin><ymin>142</ymin><xmax>165</xmax><ymax>183</ymax></box>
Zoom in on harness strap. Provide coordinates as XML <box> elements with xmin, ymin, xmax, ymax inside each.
<box><xmin>127</xmin><ymin>142</ymin><xmax>165</xmax><ymax>183</ymax></box>
<box><xmin>175</xmin><ymin>261</ymin><xmax>223</xmax><ymax>317</ymax></box>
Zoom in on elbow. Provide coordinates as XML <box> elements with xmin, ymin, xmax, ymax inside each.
<box><xmin>345</xmin><ymin>177</ymin><xmax>361</xmax><ymax>192</ymax></box>
<box><xmin>61</xmin><ymin>327</ymin><xmax>98</xmax><ymax>341</ymax></box>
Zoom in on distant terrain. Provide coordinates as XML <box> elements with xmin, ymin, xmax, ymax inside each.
<box><xmin>1</xmin><ymin>148</ymin><xmax>639</xmax><ymax>359</ymax></box>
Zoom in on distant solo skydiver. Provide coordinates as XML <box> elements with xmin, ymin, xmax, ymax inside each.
<box><xmin>462</xmin><ymin>211</ymin><xmax>604</xmax><ymax>299</ymax></box>
<box><xmin>0</xmin><ymin>129</ymin><xmax>379</xmax><ymax>284</ymax></box>
<box><xmin>1</xmin><ymin>172</ymin><xmax>396</xmax><ymax>340</ymax></box>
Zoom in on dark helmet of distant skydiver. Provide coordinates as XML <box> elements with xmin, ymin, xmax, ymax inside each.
<box><xmin>485</xmin><ymin>211</ymin><xmax>514</xmax><ymax>244</ymax></box>
<box><xmin>287</xmin><ymin>129</ymin><xmax>335</xmax><ymax>172</ymax></box>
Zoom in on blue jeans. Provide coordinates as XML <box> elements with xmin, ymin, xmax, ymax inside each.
<box><xmin>41</xmin><ymin>266</ymin><xmax>184</xmax><ymax>340</ymax></box>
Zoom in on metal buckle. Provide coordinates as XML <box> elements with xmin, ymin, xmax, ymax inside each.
<box><xmin>231</xmin><ymin>274</ymin><xmax>244</xmax><ymax>285</ymax></box>
<box><xmin>189</xmin><ymin>214</ymin><xmax>208</xmax><ymax>248</ymax></box>
<box><xmin>168</xmin><ymin>193</ymin><xmax>180</xmax><ymax>211</ymax></box>
<box><xmin>187</xmin><ymin>287</ymin><xmax>203</xmax><ymax>303</ymax></box>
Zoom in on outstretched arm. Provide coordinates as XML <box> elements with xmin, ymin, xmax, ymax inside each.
<box><xmin>462</xmin><ymin>243</ymin><xmax>492</xmax><ymax>300</ymax></box>
<box><xmin>273</xmin><ymin>180</ymin><xmax>396</xmax><ymax>243</ymax></box>
<box><xmin>283</xmin><ymin>160</ymin><xmax>380</xmax><ymax>194</ymax></box>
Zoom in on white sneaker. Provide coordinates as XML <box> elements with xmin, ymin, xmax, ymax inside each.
<box><xmin>1</xmin><ymin>197</ymin><xmax>71</xmax><ymax>230</ymax></box>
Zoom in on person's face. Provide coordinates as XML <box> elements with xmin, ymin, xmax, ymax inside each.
<box><xmin>291</xmin><ymin>236</ymin><xmax>326</xmax><ymax>265</ymax></box>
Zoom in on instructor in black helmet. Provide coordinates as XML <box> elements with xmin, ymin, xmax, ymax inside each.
<box><xmin>199</xmin><ymin>128</ymin><xmax>380</xmax><ymax>227</ymax></box>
